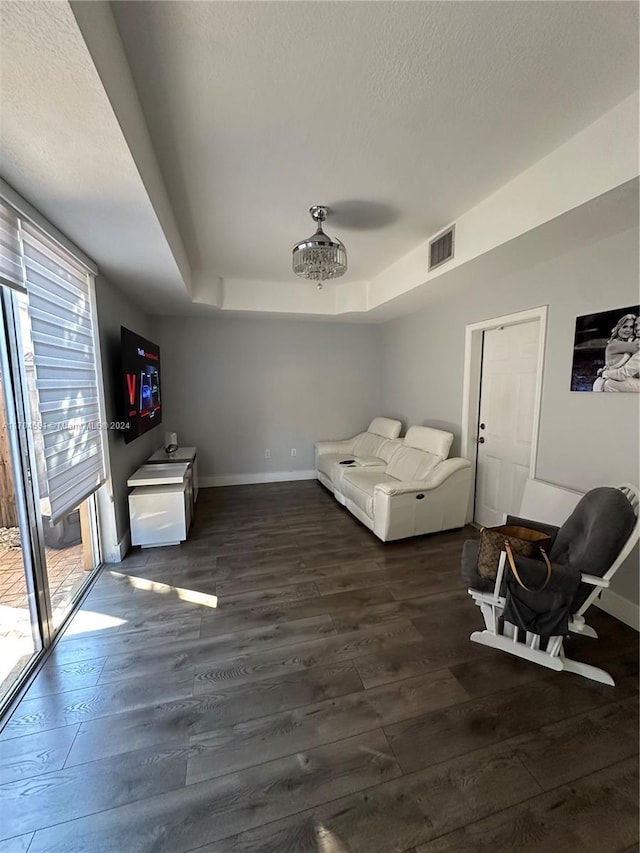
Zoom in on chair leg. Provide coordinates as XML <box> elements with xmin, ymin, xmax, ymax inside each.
<box><xmin>475</xmin><ymin>600</ymin><xmax>498</xmax><ymax>632</ymax></box>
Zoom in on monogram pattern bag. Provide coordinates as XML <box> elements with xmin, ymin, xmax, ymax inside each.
<box><xmin>476</xmin><ymin>524</ymin><xmax>551</xmax><ymax>581</ymax></box>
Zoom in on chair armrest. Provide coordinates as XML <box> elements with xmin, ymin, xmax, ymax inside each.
<box><xmin>314</xmin><ymin>437</ymin><xmax>358</xmax><ymax>457</ymax></box>
<box><xmin>580</xmin><ymin>573</ymin><xmax>609</xmax><ymax>588</ymax></box>
<box><xmin>375</xmin><ymin>458</ymin><xmax>472</xmax><ymax>496</ymax></box>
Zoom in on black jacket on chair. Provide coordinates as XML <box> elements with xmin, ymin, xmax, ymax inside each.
<box><xmin>463</xmin><ymin>486</ymin><xmax>637</xmax><ymax>636</ymax></box>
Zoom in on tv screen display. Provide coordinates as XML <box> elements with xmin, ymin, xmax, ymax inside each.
<box><xmin>121</xmin><ymin>327</ymin><xmax>162</xmax><ymax>443</ymax></box>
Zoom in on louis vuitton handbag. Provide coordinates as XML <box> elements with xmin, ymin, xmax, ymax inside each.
<box><xmin>476</xmin><ymin>524</ymin><xmax>551</xmax><ymax>581</ymax></box>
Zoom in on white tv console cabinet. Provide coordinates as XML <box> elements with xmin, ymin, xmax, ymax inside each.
<box><xmin>147</xmin><ymin>446</ymin><xmax>199</xmax><ymax>502</ymax></box>
<box><xmin>127</xmin><ymin>446</ymin><xmax>198</xmax><ymax>548</ymax></box>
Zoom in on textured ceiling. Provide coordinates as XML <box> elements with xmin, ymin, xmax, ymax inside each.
<box><xmin>0</xmin><ymin>1</ymin><xmax>638</xmax><ymax>316</ymax></box>
<box><xmin>111</xmin><ymin>0</ymin><xmax>639</xmax><ymax>284</ymax></box>
<box><xmin>0</xmin><ymin>1</ymin><xmax>188</xmax><ymax>309</ymax></box>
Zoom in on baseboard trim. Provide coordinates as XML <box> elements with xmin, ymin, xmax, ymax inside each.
<box><xmin>201</xmin><ymin>470</ymin><xmax>316</xmax><ymax>488</ymax></box>
<box><xmin>595</xmin><ymin>589</ymin><xmax>640</xmax><ymax>632</ymax></box>
<box><xmin>111</xmin><ymin>529</ymin><xmax>131</xmax><ymax>563</ymax></box>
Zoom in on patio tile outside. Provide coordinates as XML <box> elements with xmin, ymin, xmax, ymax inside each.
<box><xmin>0</xmin><ymin>542</ymin><xmax>89</xmax><ymax>705</ymax></box>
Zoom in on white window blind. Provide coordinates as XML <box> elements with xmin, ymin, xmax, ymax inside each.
<box><xmin>0</xmin><ymin>201</ymin><xmax>25</xmax><ymax>290</ymax></box>
<box><xmin>20</xmin><ymin>220</ymin><xmax>105</xmax><ymax>523</ymax></box>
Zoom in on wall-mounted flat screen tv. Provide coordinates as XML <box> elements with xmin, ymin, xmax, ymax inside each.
<box><xmin>121</xmin><ymin>327</ymin><xmax>162</xmax><ymax>443</ymax></box>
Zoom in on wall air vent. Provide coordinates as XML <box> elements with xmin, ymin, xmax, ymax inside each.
<box><xmin>428</xmin><ymin>225</ymin><xmax>455</xmax><ymax>271</ymax></box>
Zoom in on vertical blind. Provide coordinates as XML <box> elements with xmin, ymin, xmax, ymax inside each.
<box><xmin>0</xmin><ymin>202</ymin><xmax>25</xmax><ymax>290</ymax></box>
<box><xmin>18</xmin><ymin>219</ymin><xmax>105</xmax><ymax>523</ymax></box>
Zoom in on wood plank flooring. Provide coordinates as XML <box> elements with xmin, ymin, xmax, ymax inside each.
<box><xmin>0</xmin><ymin>480</ymin><xmax>637</xmax><ymax>853</ymax></box>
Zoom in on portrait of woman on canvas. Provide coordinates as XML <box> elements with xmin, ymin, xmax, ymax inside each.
<box><xmin>592</xmin><ymin>312</ymin><xmax>639</xmax><ymax>391</ymax></box>
<box><xmin>570</xmin><ymin>304</ymin><xmax>640</xmax><ymax>393</ymax></box>
<box><xmin>601</xmin><ymin>315</ymin><xmax>640</xmax><ymax>392</ymax></box>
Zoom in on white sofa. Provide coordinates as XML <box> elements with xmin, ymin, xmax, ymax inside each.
<box><xmin>319</xmin><ymin>425</ymin><xmax>473</xmax><ymax>542</ymax></box>
<box><xmin>315</xmin><ymin>417</ymin><xmax>403</xmax><ymax>495</ymax></box>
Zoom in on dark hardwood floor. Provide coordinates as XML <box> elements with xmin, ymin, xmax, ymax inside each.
<box><xmin>0</xmin><ymin>480</ymin><xmax>637</xmax><ymax>853</ymax></box>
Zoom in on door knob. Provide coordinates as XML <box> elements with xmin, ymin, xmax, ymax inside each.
<box><xmin>477</xmin><ymin>436</ymin><xmax>485</xmax><ymax>444</ymax></box>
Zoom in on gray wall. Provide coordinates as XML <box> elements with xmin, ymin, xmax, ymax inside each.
<box><xmin>382</xmin><ymin>225</ymin><xmax>639</xmax><ymax>602</ymax></box>
<box><xmin>95</xmin><ymin>276</ymin><xmax>157</xmax><ymax>543</ymax></box>
<box><xmin>151</xmin><ymin>315</ymin><xmax>383</xmax><ymax>478</ymax></box>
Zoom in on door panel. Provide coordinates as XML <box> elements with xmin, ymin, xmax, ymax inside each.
<box><xmin>483</xmin><ymin>454</ymin><xmax>501</xmax><ymax>512</ymax></box>
<box><xmin>515</xmin><ymin>374</ymin><xmax>536</xmax><ymax>444</ymax></box>
<box><xmin>474</xmin><ymin>320</ymin><xmax>540</xmax><ymax>527</ymax></box>
<box><xmin>0</xmin><ymin>295</ymin><xmax>43</xmax><ymax>707</ymax></box>
<box><xmin>513</xmin><ymin>463</ymin><xmax>531</xmax><ymax>507</ymax></box>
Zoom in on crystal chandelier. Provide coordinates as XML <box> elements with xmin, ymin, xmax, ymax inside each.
<box><xmin>292</xmin><ymin>206</ymin><xmax>347</xmax><ymax>290</ymax></box>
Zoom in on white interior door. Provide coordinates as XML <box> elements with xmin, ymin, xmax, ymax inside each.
<box><xmin>474</xmin><ymin>320</ymin><xmax>541</xmax><ymax>527</ymax></box>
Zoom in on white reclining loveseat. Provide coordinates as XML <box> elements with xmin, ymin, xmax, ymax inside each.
<box><xmin>315</xmin><ymin>417</ymin><xmax>402</xmax><ymax>495</ymax></box>
<box><xmin>317</xmin><ymin>424</ymin><xmax>473</xmax><ymax>541</ymax></box>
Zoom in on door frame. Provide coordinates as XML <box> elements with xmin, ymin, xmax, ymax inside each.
<box><xmin>461</xmin><ymin>305</ymin><xmax>548</xmax><ymax>523</ymax></box>
<box><xmin>2</xmin><ymin>288</ymin><xmax>55</xmax><ymax>644</ymax></box>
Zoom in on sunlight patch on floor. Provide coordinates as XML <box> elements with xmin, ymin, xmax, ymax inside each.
<box><xmin>0</xmin><ymin>604</ymin><xmax>32</xmax><ymax>671</ymax></box>
<box><xmin>110</xmin><ymin>572</ymin><xmax>218</xmax><ymax>609</ymax></box>
<box><xmin>0</xmin><ymin>634</ymin><xmax>34</xmax><ymax>685</ymax></box>
<box><xmin>63</xmin><ymin>610</ymin><xmax>126</xmax><ymax>636</ymax></box>
<box><xmin>0</xmin><ymin>603</ymin><xmax>31</xmax><ymax>627</ymax></box>
<box><xmin>315</xmin><ymin>822</ymin><xmax>350</xmax><ymax>852</ymax></box>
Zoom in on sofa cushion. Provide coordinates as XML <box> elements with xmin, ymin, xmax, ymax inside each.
<box><xmin>385</xmin><ymin>445</ymin><xmax>441</xmax><ymax>482</ymax></box>
<box><xmin>317</xmin><ymin>452</ymin><xmax>353</xmax><ymax>481</ymax></box>
<box><xmin>368</xmin><ymin>417</ymin><xmax>402</xmax><ymax>439</ymax></box>
<box><xmin>317</xmin><ymin>451</ymin><xmax>388</xmax><ymax>492</ymax></box>
<box><xmin>404</xmin><ymin>426</ymin><xmax>453</xmax><ymax>457</ymax></box>
<box><xmin>353</xmin><ymin>432</ymin><xmax>388</xmax><ymax>458</ymax></box>
<box><xmin>379</xmin><ymin>438</ymin><xmax>403</xmax><ymax>463</ymax></box>
<box><xmin>341</xmin><ymin>469</ymin><xmax>396</xmax><ymax>517</ymax></box>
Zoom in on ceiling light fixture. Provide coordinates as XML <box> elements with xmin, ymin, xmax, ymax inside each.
<box><xmin>292</xmin><ymin>206</ymin><xmax>347</xmax><ymax>290</ymax></box>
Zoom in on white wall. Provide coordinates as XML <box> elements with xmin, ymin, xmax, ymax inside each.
<box><xmin>151</xmin><ymin>315</ymin><xmax>383</xmax><ymax>481</ymax></box>
<box><xmin>382</xmin><ymin>225</ymin><xmax>639</xmax><ymax>605</ymax></box>
<box><xmin>370</xmin><ymin>95</ymin><xmax>639</xmax><ymax>313</ymax></box>
<box><xmin>94</xmin><ymin>276</ymin><xmax>157</xmax><ymax>544</ymax></box>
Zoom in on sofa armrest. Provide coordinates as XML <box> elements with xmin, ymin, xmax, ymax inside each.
<box><xmin>375</xmin><ymin>458</ymin><xmax>472</xmax><ymax>496</ymax></box>
<box><xmin>315</xmin><ymin>437</ymin><xmax>358</xmax><ymax>459</ymax></box>
<box><xmin>375</xmin><ymin>479</ymin><xmax>428</xmax><ymax>497</ymax></box>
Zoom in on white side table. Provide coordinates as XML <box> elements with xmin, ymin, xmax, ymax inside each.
<box><xmin>127</xmin><ymin>463</ymin><xmax>189</xmax><ymax>488</ymax></box>
<box><xmin>147</xmin><ymin>446</ymin><xmax>198</xmax><ymax>502</ymax></box>
<box><xmin>128</xmin><ymin>463</ymin><xmax>190</xmax><ymax>548</ymax></box>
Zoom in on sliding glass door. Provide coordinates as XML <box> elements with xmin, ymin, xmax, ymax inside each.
<box><xmin>0</xmin><ymin>195</ymin><xmax>107</xmax><ymax>714</ymax></box>
<box><xmin>0</xmin><ymin>283</ymin><xmax>101</xmax><ymax>711</ymax></box>
<box><xmin>0</xmin><ymin>286</ymin><xmax>44</xmax><ymax>707</ymax></box>
<box><xmin>0</xmin><ymin>317</ymin><xmax>41</xmax><ymax>707</ymax></box>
